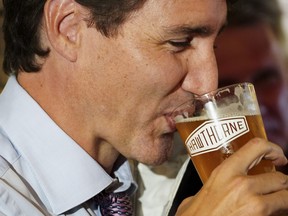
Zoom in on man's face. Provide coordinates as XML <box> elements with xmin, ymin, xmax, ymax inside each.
<box><xmin>76</xmin><ymin>0</ymin><xmax>227</xmax><ymax>165</ymax></box>
<box><xmin>215</xmin><ymin>24</ymin><xmax>288</xmax><ymax>154</ymax></box>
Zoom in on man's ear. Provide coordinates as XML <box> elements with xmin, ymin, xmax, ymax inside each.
<box><xmin>44</xmin><ymin>0</ymin><xmax>82</xmax><ymax>62</ymax></box>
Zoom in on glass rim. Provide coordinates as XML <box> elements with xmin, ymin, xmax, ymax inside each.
<box><xmin>172</xmin><ymin>82</ymin><xmax>254</xmax><ymax>114</ymax></box>
<box><xmin>195</xmin><ymin>82</ymin><xmax>253</xmax><ymax>98</ymax></box>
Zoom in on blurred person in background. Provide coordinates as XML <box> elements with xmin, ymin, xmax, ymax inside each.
<box><xmin>215</xmin><ymin>0</ymin><xmax>288</xmax><ymax>173</ymax></box>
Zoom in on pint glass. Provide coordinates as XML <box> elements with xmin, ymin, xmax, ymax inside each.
<box><xmin>173</xmin><ymin>83</ymin><xmax>275</xmax><ymax>183</ymax></box>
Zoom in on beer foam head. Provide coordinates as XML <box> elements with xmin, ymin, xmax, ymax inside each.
<box><xmin>175</xmin><ymin>115</ymin><xmax>207</xmax><ymax>123</ymax></box>
<box><xmin>175</xmin><ymin>108</ymin><xmax>260</xmax><ymax>123</ymax></box>
<box><xmin>204</xmin><ymin>94</ymin><xmax>260</xmax><ymax>119</ymax></box>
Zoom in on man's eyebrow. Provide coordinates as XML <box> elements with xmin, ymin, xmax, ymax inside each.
<box><xmin>165</xmin><ymin>23</ymin><xmax>227</xmax><ymax>37</ymax></box>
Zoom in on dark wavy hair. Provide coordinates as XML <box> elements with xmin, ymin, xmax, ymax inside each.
<box><xmin>2</xmin><ymin>0</ymin><xmax>236</xmax><ymax>75</ymax></box>
<box><xmin>2</xmin><ymin>0</ymin><xmax>146</xmax><ymax>75</ymax></box>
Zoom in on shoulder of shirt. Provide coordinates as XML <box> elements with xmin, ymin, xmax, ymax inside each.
<box><xmin>0</xmin><ymin>155</ymin><xmax>10</xmax><ymax>178</ymax></box>
<box><xmin>0</xmin><ymin>129</ymin><xmax>21</xmax><ymax>168</ymax></box>
<box><xmin>0</xmin><ymin>131</ymin><xmax>47</xmax><ymax>215</ymax></box>
<box><xmin>0</xmin><ymin>156</ymin><xmax>51</xmax><ymax>215</ymax></box>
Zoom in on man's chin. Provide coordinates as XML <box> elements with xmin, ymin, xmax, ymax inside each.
<box><xmin>154</xmin><ymin>141</ymin><xmax>175</xmax><ymax>165</ymax></box>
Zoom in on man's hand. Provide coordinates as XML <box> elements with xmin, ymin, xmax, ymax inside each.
<box><xmin>176</xmin><ymin>138</ymin><xmax>288</xmax><ymax>216</ymax></box>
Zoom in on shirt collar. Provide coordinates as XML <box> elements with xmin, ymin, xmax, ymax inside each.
<box><xmin>0</xmin><ymin>76</ymin><xmax>135</xmax><ymax>214</ymax></box>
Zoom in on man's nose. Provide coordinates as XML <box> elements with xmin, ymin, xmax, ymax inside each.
<box><xmin>181</xmin><ymin>49</ymin><xmax>218</xmax><ymax>96</ymax></box>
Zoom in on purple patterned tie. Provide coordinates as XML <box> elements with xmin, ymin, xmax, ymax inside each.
<box><xmin>94</xmin><ymin>190</ymin><xmax>133</xmax><ymax>216</ymax></box>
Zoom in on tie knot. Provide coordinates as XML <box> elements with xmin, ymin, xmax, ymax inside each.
<box><xmin>94</xmin><ymin>190</ymin><xmax>133</xmax><ymax>216</ymax></box>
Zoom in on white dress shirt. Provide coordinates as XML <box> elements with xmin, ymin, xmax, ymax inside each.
<box><xmin>137</xmin><ymin>156</ymin><xmax>190</xmax><ymax>216</ymax></box>
<box><xmin>0</xmin><ymin>76</ymin><xmax>135</xmax><ymax>215</ymax></box>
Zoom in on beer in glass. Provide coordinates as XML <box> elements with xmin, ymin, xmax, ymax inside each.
<box><xmin>173</xmin><ymin>83</ymin><xmax>275</xmax><ymax>183</ymax></box>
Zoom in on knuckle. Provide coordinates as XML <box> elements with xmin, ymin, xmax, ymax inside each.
<box><xmin>248</xmin><ymin>137</ymin><xmax>274</xmax><ymax>154</ymax></box>
<box><xmin>249</xmin><ymin>137</ymin><xmax>268</xmax><ymax>148</ymax></box>
<box><xmin>231</xmin><ymin>175</ymin><xmax>253</xmax><ymax>191</ymax></box>
<box><xmin>249</xmin><ymin>137</ymin><xmax>264</xmax><ymax>145</ymax></box>
<box><xmin>249</xmin><ymin>137</ymin><xmax>263</xmax><ymax>145</ymax></box>
<box><xmin>209</xmin><ymin>165</ymin><xmax>222</xmax><ymax>180</ymax></box>
<box><xmin>269</xmin><ymin>171</ymin><xmax>288</xmax><ymax>186</ymax></box>
<box><xmin>276</xmin><ymin>172</ymin><xmax>288</xmax><ymax>185</ymax></box>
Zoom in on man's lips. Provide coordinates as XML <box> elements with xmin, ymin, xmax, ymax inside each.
<box><xmin>165</xmin><ymin>113</ymin><xmax>177</xmax><ymax>133</ymax></box>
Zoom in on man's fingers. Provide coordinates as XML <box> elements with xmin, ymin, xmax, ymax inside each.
<box><xmin>261</xmin><ymin>189</ymin><xmax>288</xmax><ymax>215</ymax></box>
<box><xmin>239</xmin><ymin>172</ymin><xmax>288</xmax><ymax>195</ymax></box>
<box><xmin>220</xmin><ymin>138</ymin><xmax>287</xmax><ymax>175</ymax></box>
<box><xmin>237</xmin><ymin>189</ymin><xmax>288</xmax><ymax>215</ymax></box>
<box><xmin>263</xmin><ymin>143</ymin><xmax>288</xmax><ymax>166</ymax></box>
